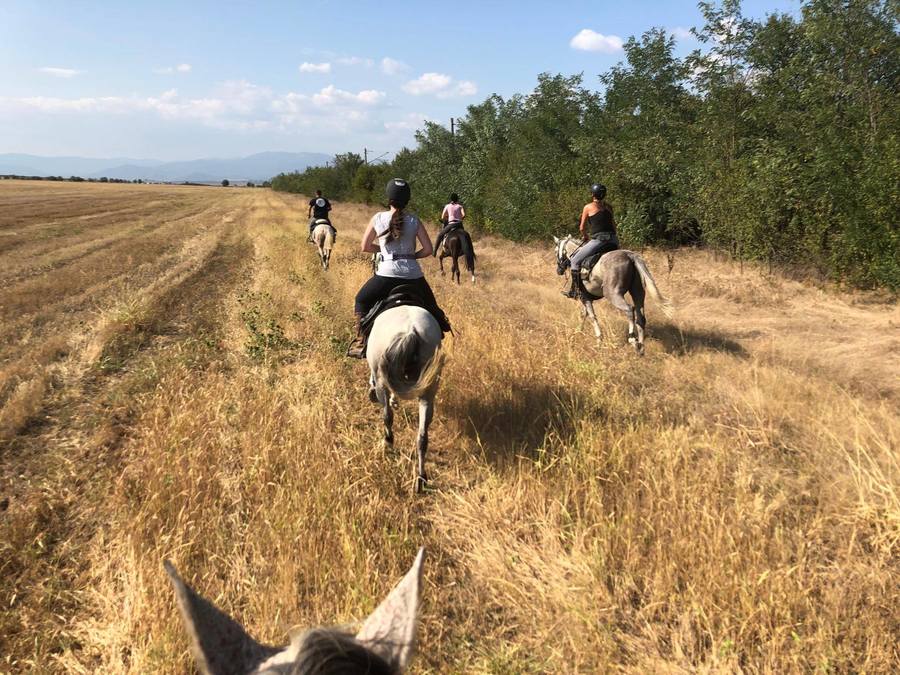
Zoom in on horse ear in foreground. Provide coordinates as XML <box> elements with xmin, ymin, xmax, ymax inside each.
<box><xmin>164</xmin><ymin>548</ymin><xmax>424</xmax><ymax>675</ymax></box>
<box><xmin>367</xmin><ymin>304</ymin><xmax>444</xmax><ymax>494</ymax></box>
<box><xmin>555</xmin><ymin>235</ymin><xmax>672</xmax><ymax>354</ymax></box>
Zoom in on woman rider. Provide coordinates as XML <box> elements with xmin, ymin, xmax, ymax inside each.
<box><xmin>347</xmin><ymin>178</ymin><xmax>450</xmax><ymax>358</ymax></box>
<box><xmin>563</xmin><ymin>183</ymin><xmax>619</xmax><ymax>299</ymax></box>
<box><xmin>433</xmin><ymin>193</ymin><xmax>466</xmax><ymax>253</ymax></box>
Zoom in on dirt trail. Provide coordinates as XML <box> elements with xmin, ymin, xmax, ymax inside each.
<box><xmin>0</xmin><ymin>183</ymin><xmax>896</xmax><ymax>673</ymax></box>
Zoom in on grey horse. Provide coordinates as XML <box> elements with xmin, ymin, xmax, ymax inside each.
<box><xmin>165</xmin><ymin>548</ymin><xmax>424</xmax><ymax>674</ymax></box>
<box><xmin>554</xmin><ymin>235</ymin><xmax>672</xmax><ymax>353</ymax></box>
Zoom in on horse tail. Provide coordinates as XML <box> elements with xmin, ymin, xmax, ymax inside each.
<box><xmin>631</xmin><ymin>253</ymin><xmax>673</xmax><ymax>318</ymax></box>
<box><xmin>379</xmin><ymin>330</ymin><xmax>444</xmax><ymax>399</ymax></box>
<box><xmin>463</xmin><ymin>233</ymin><xmax>475</xmax><ymax>272</ymax></box>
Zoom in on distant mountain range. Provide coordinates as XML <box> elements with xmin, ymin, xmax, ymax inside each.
<box><xmin>0</xmin><ymin>151</ymin><xmax>332</xmax><ymax>183</ymax></box>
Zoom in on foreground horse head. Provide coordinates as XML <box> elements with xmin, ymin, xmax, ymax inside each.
<box><xmin>165</xmin><ymin>548</ymin><xmax>425</xmax><ymax>674</ymax></box>
<box><xmin>553</xmin><ymin>235</ymin><xmax>672</xmax><ymax>354</ymax></box>
<box><xmin>367</xmin><ymin>305</ymin><xmax>444</xmax><ymax>493</ymax></box>
<box><xmin>438</xmin><ymin>231</ymin><xmax>476</xmax><ymax>284</ymax></box>
<box><xmin>312</xmin><ymin>221</ymin><xmax>335</xmax><ymax>271</ymax></box>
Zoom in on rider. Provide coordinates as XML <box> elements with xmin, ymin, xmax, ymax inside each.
<box><xmin>307</xmin><ymin>189</ymin><xmax>332</xmax><ymax>242</ymax></box>
<box><xmin>433</xmin><ymin>193</ymin><xmax>470</xmax><ymax>254</ymax></box>
<box><xmin>563</xmin><ymin>183</ymin><xmax>619</xmax><ymax>299</ymax></box>
<box><xmin>347</xmin><ymin>178</ymin><xmax>450</xmax><ymax>358</ymax></box>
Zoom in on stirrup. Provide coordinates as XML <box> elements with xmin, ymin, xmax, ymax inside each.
<box><xmin>346</xmin><ymin>338</ymin><xmax>366</xmax><ymax>359</ymax></box>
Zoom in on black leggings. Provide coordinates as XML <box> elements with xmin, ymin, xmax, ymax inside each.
<box><xmin>354</xmin><ymin>275</ymin><xmax>438</xmax><ymax>316</ymax></box>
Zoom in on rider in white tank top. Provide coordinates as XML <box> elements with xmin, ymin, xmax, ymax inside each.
<box><xmin>372</xmin><ymin>211</ymin><xmax>424</xmax><ymax>279</ymax></box>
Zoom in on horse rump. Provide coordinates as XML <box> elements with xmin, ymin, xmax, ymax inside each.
<box><xmin>379</xmin><ymin>330</ymin><xmax>443</xmax><ymax>399</ymax></box>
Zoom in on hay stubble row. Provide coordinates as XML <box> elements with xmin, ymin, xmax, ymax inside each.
<box><xmin>0</xmin><ymin>181</ymin><xmax>896</xmax><ymax>672</ymax></box>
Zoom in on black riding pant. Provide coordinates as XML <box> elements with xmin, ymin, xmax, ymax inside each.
<box><xmin>354</xmin><ymin>275</ymin><xmax>438</xmax><ymax>317</ymax></box>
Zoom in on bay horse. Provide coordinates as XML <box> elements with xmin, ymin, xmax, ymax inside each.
<box><xmin>554</xmin><ymin>235</ymin><xmax>672</xmax><ymax>354</ymax></box>
<box><xmin>311</xmin><ymin>219</ymin><xmax>335</xmax><ymax>271</ymax></box>
<box><xmin>438</xmin><ymin>230</ymin><xmax>475</xmax><ymax>284</ymax></box>
<box><xmin>165</xmin><ymin>548</ymin><xmax>424</xmax><ymax>674</ymax></box>
<box><xmin>367</xmin><ymin>305</ymin><xmax>444</xmax><ymax>493</ymax></box>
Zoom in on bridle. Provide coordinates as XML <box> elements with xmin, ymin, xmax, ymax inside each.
<box><xmin>556</xmin><ymin>235</ymin><xmax>576</xmax><ymax>276</ymax></box>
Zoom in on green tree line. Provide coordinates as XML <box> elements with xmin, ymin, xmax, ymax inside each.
<box><xmin>272</xmin><ymin>0</ymin><xmax>899</xmax><ymax>289</ymax></box>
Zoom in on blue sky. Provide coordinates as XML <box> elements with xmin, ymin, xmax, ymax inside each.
<box><xmin>0</xmin><ymin>0</ymin><xmax>799</xmax><ymax>160</ymax></box>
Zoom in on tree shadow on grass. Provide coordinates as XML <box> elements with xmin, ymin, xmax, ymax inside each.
<box><xmin>652</xmin><ymin>323</ymin><xmax>748</xmax><ymax>357</ymax></box>
<box><xmin>446</xmin><ymin>380</ymin><xmax>581</xmax><ymax>467</ymax></box>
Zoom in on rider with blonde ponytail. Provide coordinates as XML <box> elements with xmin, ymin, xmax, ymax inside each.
<box><xmin>347</xmin><ymin>178</ymin><xmax>450</xmax><ymax>358</ymax></box>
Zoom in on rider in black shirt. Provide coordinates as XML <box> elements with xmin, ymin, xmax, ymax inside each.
<box><xmin>307</xmin><ymin>189</ymin><xmax>332</xmax><ymax>241</ymax></box>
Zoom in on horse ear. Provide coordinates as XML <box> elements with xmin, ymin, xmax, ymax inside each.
<box><xmin>552</xmin><ymin>235</ymin><xmax>560</xmax><ymax>244</ymax></box>
<box><xmin>164</xmin><ymin>560</ymin><xmax>278</xmax><ymax>675</ymax></box>
<box><xmin>355</xmin><ymin>548</ymin><xmax>425</xmax><ymax>671</ymax></box>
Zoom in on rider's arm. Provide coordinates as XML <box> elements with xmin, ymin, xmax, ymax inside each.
<box><xmin>440</xmin><ymin>205</ymin><xmax>448</xmax><ymax>222</ymax></box>
<box><xmin>308</xmin><ymin>201</ymin><xmax>312</xmax><ymax>217</ymax></box>
<box><xmin>360</xmin><ymin>218</ymin><xmax>380</xmax><ymax>253</ymax></box>
<box><xmin>414</xmin><ymin>220</ymin><xmax>434</xmax><ymax>258</ymax></box>
<box><xmin>460</xmin><ymin>206</ymin><xmax>466</xmax><ymax>220</ymax></box>
<box><xmin>579</xmin><ymin>206</ymin><xmax>589</xmax><ymax>240</ymax></box>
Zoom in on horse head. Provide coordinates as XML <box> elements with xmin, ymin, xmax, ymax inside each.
<box><xmin>553</xmin><ymin>235</ymin><xmax>573</xmax><ymax>275</ymax></box>
<box><xmin>165</xmin><ymin>548</ymin><xmax>425</xmax><ymax>674</ymax></box>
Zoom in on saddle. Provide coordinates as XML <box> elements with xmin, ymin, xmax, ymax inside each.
<box><xmin>359</xmin><ymin>284</ymin><xmax>452</xmax><ymax>338</ymax></box>
<box><xmin>577</xmin><ymin>243</ymin><xmax>619</xmax><ymax>281</ymax></box>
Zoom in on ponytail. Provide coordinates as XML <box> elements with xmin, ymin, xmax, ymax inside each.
<box><xmin>388</xmin><ymin>200</ymin><xmax>404</xmax><ymax>241</ymax></box>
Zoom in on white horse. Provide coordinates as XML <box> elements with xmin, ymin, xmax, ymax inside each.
<box><xmin>554</xmin><ymin>235</ymin><xmax>672</xmax><ymax>354</ymax></box>
<box><xmin>311</xmin><ymin>220</ymin><xmax>335</xmax><ymax>271</ymax></box>
<box><xmin>165</xmin><ymin>548</ymin><xmax>424</xmax><ymax>674</ymax></box>
<box><xmin>367</xmin><ymin>306</ymin><xmax>444</xmax><ymax>494</ymax></box>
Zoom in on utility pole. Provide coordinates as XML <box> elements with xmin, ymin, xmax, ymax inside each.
<box><xmin>364</xmin><ymin>147</ymin><xmax>368</xmax><ymax>165</ymax></box>
<box><xmin>450</xmin><ymin>117</ymin><xmax>455</xmax><ymax>136</ymax></box>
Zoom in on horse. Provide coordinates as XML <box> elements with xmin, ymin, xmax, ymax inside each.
<box><xmin>554</xmin><ymin>235</ymin><xmax>672</xmax><ymax>354</ymax></box>
<box><xmin>311</xmin><ymin>219</ymin><xmax>335</xmax><ymax>271</ymax></box>
<box><xmin>438</xmin><ymin>230</ymin><xmax>475</xmax><ymax>284</ymax></box>
<box><xmin>367</xmin><ymin>305</ymin><xmax>444</xmax><ymax>494</ymax></box>
<box><xmin>165</xmin><ymin>548</ymin><xmax>424</xmax><ymax>674</ymax></box>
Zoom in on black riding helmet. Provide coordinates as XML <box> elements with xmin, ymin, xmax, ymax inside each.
<box><xmin>591</xmin><ymin>183</ymin><xmax>607</xmax><ymax>200</ymax></box>
<box><xmin>386</xmin><ymin>178</ymin><xmax>411</xmax><ymax>207</ymax></box>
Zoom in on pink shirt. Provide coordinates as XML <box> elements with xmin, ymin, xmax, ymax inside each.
<box><xmin>443</xmin><ymin>203</ymin><xmax>463</xmax><ymax>222</ymax></box>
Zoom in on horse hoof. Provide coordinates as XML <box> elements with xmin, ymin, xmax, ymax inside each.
<box><xmin>414</xmin><ymin>476</ymin><xmax>428</xmax><ymax>494</ymax></box>
<box><xmin>389</xmin><ymin>395</ymin><xmax>399</xmax><ymax>409</ymax></box>
<box><xmin>368</xmin><ymin>387</ymin><xmax>378</xmax><ymax>404</ymax></box>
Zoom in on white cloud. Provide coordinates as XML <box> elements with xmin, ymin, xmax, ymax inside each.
<box><xmin>384</xmin><ymin>112</ymin><xmax>433</xmax><ymax>132</ymax></box>
<box><xmin>337</xmin><ymin>56</ymin><xmax>374</xmax><ymax>67</ymax></box>
<box><xmin>402</xmin><ymin>72</ymin><xmax>477</xmax><ymax>99</ymax></box>
<box><xmin>299</xmin><ymin>61</ymin><xmax>332</xmax><ymax>74</ymax></box>
<box><xmin>38</xmin><ymin>67</ymin><xmax>81</xmax><ymax>78</ymax></box>
<box><xmin>670</xmin><ymin>27</ymin><xmax>694</xmax><ymax>41</ymax></box>
<box><xmin>0</xmin><ymin>80</ymin><xmax>390</xmax><ymax>135</ymax></box>
<box><xmin>570</xmin><ymin>29</ymin><xmax>624</xmax><ymax>53</ymax></box>
<box><xmin>154</xmin><ymin>63</ymin><xmax>192</xmax><ymax>74</ymax></box>
<box><xmin>381</xmin><ymin>57</ymin><xmax>409</xmax><ymax>75</ymax></box>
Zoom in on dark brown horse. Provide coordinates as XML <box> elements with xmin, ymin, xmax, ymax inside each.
<box><xmin>438</xmin><ymin>230</ymin><xmax>475</xmax><ymax>284</ymax></box>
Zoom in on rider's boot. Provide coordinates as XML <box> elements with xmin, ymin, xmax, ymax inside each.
<box><xmin>346</xmin><ymin>313</ymin><xmax>367</xmax><ymax>359</ymax></box>
<box><xmin>562</xmin><ymin>271</ymin><xmax>580</xmax><ymax>298</ymax></box>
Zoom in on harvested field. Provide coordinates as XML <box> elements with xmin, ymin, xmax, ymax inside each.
<box><xmin>0</xmin><ymin>180</ymin><xmax>897</xmax><ymax>673</ymax></box>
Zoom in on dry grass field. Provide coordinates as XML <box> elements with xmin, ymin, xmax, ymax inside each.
<box><xmin>0</xmin><ymin>180</ymin><xmax>897</xmax><ymax>673</ymax></box>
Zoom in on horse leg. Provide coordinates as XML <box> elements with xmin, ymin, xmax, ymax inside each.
<box><xmin>376</xmin><ymin>384</ymin><xmax>394</xmax><ymax>449</ymax></box>
<box><xmin>452</xmin><ymin>255</ymin><xmax>460</xmax><ymax>284</ymax></box>
<box><xmin>439</xmin><ymin>254</ymin><xmax>446</xmax><ymax>277</ymax></box>
<box><xmin>415</xmin><ymin>395</ymin><xmax>434</xmax><ymax>494</ymax></box>
<box><xmin>583</xmin><ymin>300</ymin><xmax>602</xmax><ymax>340</ymax></box>
<box><xmin>630</xmin><ymin>278</ymin><xmax>647</xmax><ymax>354</ymax></box>
<box><xmin>608</xmin><ymin>291</ymin><xmax>639</xmax><ymax>353</ymax></box>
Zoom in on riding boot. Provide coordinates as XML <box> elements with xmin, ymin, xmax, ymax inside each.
<box><xmin>562</xmin><ymin>271</ymin><xmax>580</xmax><ymax>298</ymax></box>
<box><xmin>346</xmin><ymin>313</ymin><xmax>367</xmax><ymax>359</ymax></box>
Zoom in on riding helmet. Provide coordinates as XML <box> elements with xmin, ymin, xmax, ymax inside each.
<box><xmin>450</xmin><ymin>192</ymin><xmax>459</xmax><ymax>202</ymax></box>
<box><xmin>315</xmin><ymin>197</ymin><xmax>326</xmax><ymax>207</ymax></box>
<box><xmin>591</xmin><ymin>183</ymin><xmax>607</xmax><ymax>200</ymax></box>
<box><xmin>386</xmin><ymin>178</ymin><xmax>411</xmax><ymax>207</ymax></box>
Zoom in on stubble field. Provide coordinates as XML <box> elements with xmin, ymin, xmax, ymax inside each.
<box><xmin>0</xmin><ymin>180</ymin><xmax>897</xmax><ymax>673</ymax></box>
